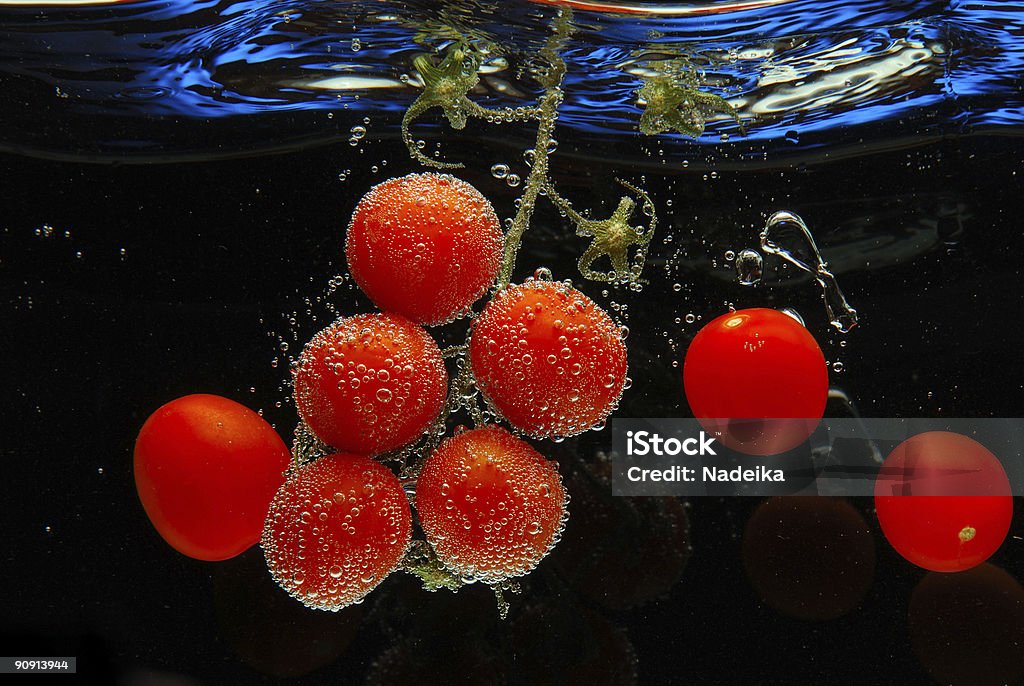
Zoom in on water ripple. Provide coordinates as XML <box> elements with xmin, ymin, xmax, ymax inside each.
<box><xmin>0</xmin><ymin>0</ymin><xmax>1020</xmax><ymax>160</ymax></box>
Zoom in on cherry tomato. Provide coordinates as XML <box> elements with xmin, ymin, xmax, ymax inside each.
<box><xmin>292</xmin><ymin>313</ymin><xmax>447</xmax><ymax>455</ymax></box>
<box><xmin>682</xmin><ymin>308</ymin><xmax>828</xmax><ymax>455</ymax></box>
<box><xmin>134</xmin><ymin>394</ymin><xmax>290</xmax><ymax>561</ymax></box>
<box><xmin>262</xmin><ymin>452</ymin><xmax>412</xmax><ymax>610</ymax></box>
<box><xmin>469</xmin><ymin>279</ymin><xmax>627</xmax><ymax>438</ymax></box>
<box><xmin>874</xmin><ymin>431</ymin><xmax>1012</xmax><ymax>572</ymax></box>
<box><xmin>415</xmin><ymin>426</ymin><xmax>568</xmax><ymax>582</ymax></box>
<box><xmin>346</xmin><ymin>173</ymin><xmax>503</xmax><ymax>326</ymax></box>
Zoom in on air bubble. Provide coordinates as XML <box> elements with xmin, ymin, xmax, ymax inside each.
<box><xmin>735</xmin><ymin>249</ymin><xmax>763</xmax><ymax>285</ymax></box>
<box><xmin>762</xmin><ymin>211</ymin><xmax>858</xmax><ymax>332</ymax></box>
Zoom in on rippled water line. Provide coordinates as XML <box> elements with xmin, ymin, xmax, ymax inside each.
<box><xmin>0</xmin><ymin>0</ymin><xmax>1021</xmax><ymax>160</ymax></box>
<box><xmin>0</xmin><ymin>0</ymin><xmax>139</xmax><ymax>4</ymax></box>
<box><xmin>527</xmin><ymin>0</ymin><xmax>798</xmax><ymax>17</ymax></box>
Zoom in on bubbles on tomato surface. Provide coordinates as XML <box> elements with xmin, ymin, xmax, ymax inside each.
<box><xmin>469</xmin><ymin>278</ymin><xmax>627</xmax><ymax>439</ymax></box>
<box><xmin>415</xmin><ymin>426</ymin><xmax>569</xmax><ymax>583</ymax></box>
<box><xmin>262</xmin><ymin>453</ymin><xmax>412</xmax><ymax>612</ymax></box>
<box><xmin>292</xmin><ymin>312</ymin><xmax>447</xmax><ymax>455</ymax></box>
<box><xmin>346</xmin><ymin>172</ymin><xmax>503</xmax><ymax>326</ymax></box>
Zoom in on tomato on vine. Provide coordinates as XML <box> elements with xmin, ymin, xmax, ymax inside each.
<box><xmin>292</xmin><ymin>313</ymin><xmax>447</xmax><ymax>455</ymax></box>
<box><xmin>415</xmin><ymin>426</ymin><xmax>568</xmax><ymax>582</ymax></box>
<box><xmin>346</xmin><ymin>173</ymin><xmax>503</xmax><ymax>326</ymax></box>
<box><xmin>470</xmin><ymin>278</ymin><xmax>627</xmax><ymax>438</ymax></box>
<box><xmin>262</xmin><ymin>452</ymin><xmax>412</xmax><ymax>610</ymax></box>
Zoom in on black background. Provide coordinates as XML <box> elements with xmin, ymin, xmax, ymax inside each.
<box><xmin>2</xmin><ymin>121</ymin><xmax>1024</xmax><ymax>685</ymax></box>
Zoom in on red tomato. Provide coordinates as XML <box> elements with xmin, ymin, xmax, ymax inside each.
<box><xmin>262</xmin><ymin>452</ymin><xmax>412</xmax><ymax>610</ymax></box>
<box><xmin>469</xmin><ymin>279</ymin><xmax>627</xmax><ymax>438</ymax></box>
<box><xmin>134</xmin><ymin>394</ymin><xmax>290</xmax><ymax>561</ymax></box>
<box><xmin>346</xmin><ymin>173</ymin><xmax>503</xmax><ymax>326</ymax></box>
<box><xmin>874</xmin><ymin>431</ymin><xmax>1012</xmax><ymax>572</ymax></box>
<box><xmin>682</xmin><ymin>308</ymin><xmax>828</xmax><ymax>455</ymax></box>
<box><xmin>415</xmin><ymin>426</ymin><xmax>568</xmax><ymax>582</ymax></box>
<box><xmin>292</xmin><ymin>313</ymin><xmax>447</xmax><ymax>455</ymax></box>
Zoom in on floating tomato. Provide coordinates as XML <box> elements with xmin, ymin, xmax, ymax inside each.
<box><xmin>262</xmin><ymin>452</ymin><xmax>412</xmax><ymax>610</ymax></box>
<box><xmin>874</xmin><ymin>431</ymin><xmax>1012</xmax><ymax>572</ymax></box>
<box><xmin>683</xmin><ymin>308</ymin><xmax>828</xmax><ymax>455</ymax></box>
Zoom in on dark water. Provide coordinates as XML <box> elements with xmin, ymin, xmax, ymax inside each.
<box><xmin>2</xmin><ymin>0</ymin><xmax>1024</xmax><ymax>684</ymax></box>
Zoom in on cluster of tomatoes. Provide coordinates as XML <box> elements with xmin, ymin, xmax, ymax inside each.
<box><xmin>135</xmin><ymin>172</ymin><xmax>628</xmax><ymax>610</ymax></box>
<box><xmin>135</xmin><ymin>173</ymin><xmax>1014</xmax><ymax>618</ymax></box>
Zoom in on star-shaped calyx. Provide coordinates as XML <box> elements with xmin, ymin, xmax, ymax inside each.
<box><xmin>638</xmin><ymin>68</ymin><xmax>742</xmax><ymax>138</ymax></box>
<box><xmin>551</xmin><ymin>179</ymin><xmax>657</xmax><ymax>283</ymax></box>
<box><xmin>402</xmin><ymin>43</ymin><xmax>481</xmax><ymax>168</ymax></box>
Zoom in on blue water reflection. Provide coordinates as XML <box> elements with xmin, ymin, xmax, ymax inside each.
<box><xmin>0</xmin><ymin>0</ymin><xmax>1020</xmax><ymax>159</ymax></box>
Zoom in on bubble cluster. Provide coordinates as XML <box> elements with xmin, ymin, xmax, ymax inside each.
<box><xmin>292</xmin><ymin>313</ymin><xmax>447</xmax><ymax>455</ymax></box>
<box><xmin>262</xmin><ymin>453</ymin><xmax>412</xmax><ymax>611</ymax></box>
<box><xmin>346</xmin><ymin>173</ymin><xmax>503</xmax><ymax>326</ymax></box>
<box><xmin>469</xmin><ymin>278</ymin><xmax>628</xmax><ymax>439</ymax></box>
<box><xmin>415</xmin><ymin>426</ymin><xmax>568</xmax><ymax>583</ymax></box>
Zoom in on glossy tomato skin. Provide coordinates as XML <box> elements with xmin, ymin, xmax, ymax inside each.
<box><xmin>134</xmin><ymin>394</ymin><xmax>291</xmax><ymax>561</ymax></box>
<box><xmin>469</xmin><ymin>279</ymin><xmax>627</xmax><ymax>438</ymax></box>
<box><xmin>262</xmin><ymin>453</ymin><xmax>412</xmax><ymax>610</ymax></box>
<box><xmin>682</xmin><ymin>308</ymin><xmax>828</xmax><ymax>455</ymax></box>
<box><xmin>346</xmin><ymin>173</ymin><xmax>503</xmax><ymax>326</ymax></box>
<box><xmin>416</xmin><ymin>426</ymin><xmax>568</xmax><ymax>582</ymax></box>
<box><xmin>874</xmin><ymin>431</ymin><xmax>1013</xmax><ymax>572</ymax></box>
<box><xmin>292</xmin><ymin>313</ymin><xmax>447</xmax><ymax>455</ymax></box>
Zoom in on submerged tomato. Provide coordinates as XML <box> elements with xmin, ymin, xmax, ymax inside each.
<box><xmin>416</xmin><ymin>426</ymin><xmax>567</xmax><ymax>582</ymax></box>
<box><xmin>346</xmin><ymin>173</ymin><xmax>503</xmax><ymax>326</ymax></box>
<box><xmin>134</xmin><ymin>394</ymin><xmax>290</xmax><ymax>561</ymax></box>
<box><xmin>874</xmin><ymin>431</ymin><xmax>1012</xmax><ymax>572</ymax></box>
<box><xmin>262</xmin><ymin>453</ymin><xmax>412</xmax><ymax>610</ymax></box>
<box><xmin>292</xmin><ymin>313</ymin><xmax>447</xmax><ymax>455</ymax></box>
<box><xmin>682</xmin><ymin>308</ymin><xmax>828</xmax><ymax>455</ymax></box>
<box><xmin>470</xmin><ymin>279</ymin><xmax>627</xmax><ymax>438</ymax></box>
